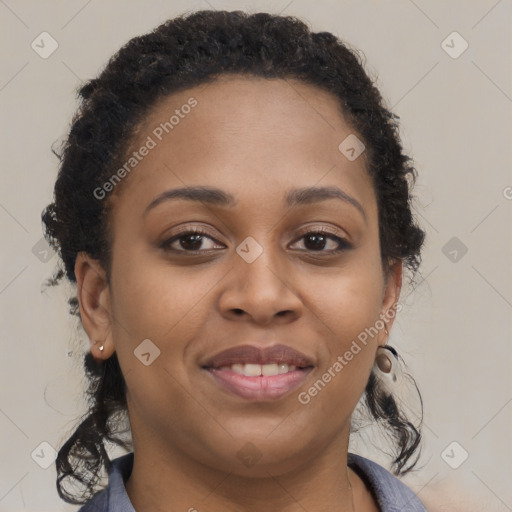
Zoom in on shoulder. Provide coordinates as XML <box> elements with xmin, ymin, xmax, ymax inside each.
<box><xmin>77</xmin><ymin>453</ymin><xmax>135</xmax><ymax>512</ymax></box>
<box><xmin>347</xmin><ymin>453</ymin><xmax>428</xmax><ymax>512</ymax></box>
<box><xmin>77</xmin><ymin>489</ymin><xmax>108</xmax><ymax>512</ymax></box>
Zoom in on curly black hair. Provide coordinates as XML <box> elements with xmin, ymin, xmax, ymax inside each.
<box><xmin>41</xmin><ymin>9</ymin><xmax>426</xmax><ymax>505</ymax></box>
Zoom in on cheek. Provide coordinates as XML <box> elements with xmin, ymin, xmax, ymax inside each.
<box><xmin>111</xmin><ymin>241</ymin><xmax>189</xmax><ymax>329</ymax></box>
<box><xmin>109</xmin><ymin>245</ymin><xmax>225</xmax><ymax>369</ymax></box>
<box><xmin>108</xmin><ymin>248</ymin><xmax>215</xmax><ymax>418</ymax></box>
<box><xmin>306</xmin><ymin>257</ymin><xmax>384</xmax><ymax>342</ymax></box>
<box><xmin>301</xmin><ymin>258</ymin><xmax>384</xmax><ymax>393</ymax></box>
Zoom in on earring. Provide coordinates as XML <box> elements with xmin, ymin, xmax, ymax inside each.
<box><xmin>98</xmin><ymin>345</ymin><xmax>104</xmax><ymax>352</ymax></box>
<box><xmin>373</xmin><ymin>345</ymin><xmax>400</xmax><ymax>395</ymax></box>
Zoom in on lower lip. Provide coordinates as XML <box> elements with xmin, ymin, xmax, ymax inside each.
<box><xmin>204</xmin><ymin>367</ymin><xmax>313</xmax><ymax>400</ymax></box>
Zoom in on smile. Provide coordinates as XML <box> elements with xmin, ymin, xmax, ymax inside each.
<box><xmin>220</xmin><ymin>362</ymin><xmax>298</xmax><ymax>376</ymax></box>
<box><xmin>204</xmin><ymin>365</ymin><xmax>313</xmax><ymax>401</ymax></box>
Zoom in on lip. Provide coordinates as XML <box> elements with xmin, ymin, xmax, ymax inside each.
<box><xmin>205</xmin><ymin>367</ymin><xmax>314</xmax><ymax>400</ymax></box>
<box><xmin>201</xmin><ymin>344</ymin><xmax>315</xmax><ymax>369</ymax></box>
<box><xmin>200</xmin><ymin>343</ymin><xmax>315</xmax><ymax>401</ymax></box>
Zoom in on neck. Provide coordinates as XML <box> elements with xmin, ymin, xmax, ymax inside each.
<box><xmin>125</xmin><ymin>436</ymin><xmax>358</xmax><ymax>512</ymax></box>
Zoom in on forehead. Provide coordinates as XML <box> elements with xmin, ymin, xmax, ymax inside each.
<box><xmin>109</xmin><ymin>75</ymin><xmax>376</xmax><ymax>221</ymax></box>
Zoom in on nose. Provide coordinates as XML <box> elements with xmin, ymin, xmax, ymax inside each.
<box><xmin>218</xmin><ymin>247</ymin><xmax>302</xmax><ymax>326</ymax></box>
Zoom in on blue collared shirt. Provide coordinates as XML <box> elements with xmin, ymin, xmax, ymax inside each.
<box><xmin>77</xmin><ymin>452</ymin><xmax>427</xmax><ymax>511</ymax></box>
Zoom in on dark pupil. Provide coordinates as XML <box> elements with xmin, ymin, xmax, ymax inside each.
<box><xmin>305</xmin><ymin>233</ymin><xmax>327</xmax><ymax>251</ymax></box>
<box><xmin>180</xmin><ymin>233</ymin><xmax>328</xmax><ymax>251</ymax></box>
<box><xmin>181</xmin><ymin>234</ymin><xmax>204</xmax><ymax>250</ymax></box>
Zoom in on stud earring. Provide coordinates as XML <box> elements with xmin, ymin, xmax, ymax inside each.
<box><xmin>93</xmin><ymin>340</ymin><xmax>104</xmax><ymax>352</ymax></box>
<box><xmin>373</xmin><ymin>345</ymin><xmax>400</xmax><ymax>395</ymax></box>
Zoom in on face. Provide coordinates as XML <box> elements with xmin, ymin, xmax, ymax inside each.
<box><xmin>76</xmin><ymin>76</ymin><xmax>402</xmax><ymax>477</ymax></box>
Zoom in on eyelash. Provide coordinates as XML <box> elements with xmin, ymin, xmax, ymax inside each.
<box><xmin>160</xmin><ymin>227</ymin><xmax>352</xmax><ymax>255</ymax></box>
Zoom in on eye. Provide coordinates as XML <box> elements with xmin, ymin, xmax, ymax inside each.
<box><xmin>290</xmin><ymin>228</ymin><xmax>351</xmax><ymax>254</ymax></box>
<box><xmin>160</xmin><ymin>226</ymin><xmax>352</xmax><ymax>255</ymax></box>
<box><xmin>160</xmin><ymin>228</ymin><xmax>225</xmax><ymax>253</ymax></box>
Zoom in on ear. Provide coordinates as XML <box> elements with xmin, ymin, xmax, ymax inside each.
<box><xmin>74</xmin><ymin>252</ymin><xmax>114</xmax><ymax>362</ymax></box>
<box><xmin>379</xmin><ymin>259</ymin><xmax>403</xmax><ymax>343</ymax></box>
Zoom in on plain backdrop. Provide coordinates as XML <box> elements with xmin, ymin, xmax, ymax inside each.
<box><xmin>0</xmin><ymin>0</ymin><xmax>511</xmax><ymax>510</ymax></box>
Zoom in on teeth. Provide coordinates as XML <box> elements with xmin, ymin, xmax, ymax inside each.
<box><xmin>263</xmin><ymin>364</ymin><xmax>280</xmax><ymax>376</ymax></box>
<box><xmin>224</xmin><ymin>363</ymin><xmax>297</xmax><ymax>376</ymax></box>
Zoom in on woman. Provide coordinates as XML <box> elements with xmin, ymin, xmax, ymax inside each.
<box><xmin>42</xmin><ymin>9</ymin><xmax>427</xmax><ymax>511</ymax></box>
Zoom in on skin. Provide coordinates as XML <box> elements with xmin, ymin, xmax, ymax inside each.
<box><xmin>75</xmin><ymin>76</ymin><xmax>402</xmax><ymax>512</ymax></box>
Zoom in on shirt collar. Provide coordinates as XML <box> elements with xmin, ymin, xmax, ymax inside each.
<box><xmin>86</xmin><ymin>451</ymin><xmax>427</xmax><ymax>512</ymax></box>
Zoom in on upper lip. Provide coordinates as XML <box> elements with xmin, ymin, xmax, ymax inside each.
<box><xmin>202</xmin><ymin>344</ymin><xmax>315</xmax><ymax>369</ymax></box>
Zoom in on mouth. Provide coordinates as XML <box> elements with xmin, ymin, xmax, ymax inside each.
<box><xmin>201</xmin><ymin>344</ymin><xmax>315</xmax><ymax>401</ymax></box>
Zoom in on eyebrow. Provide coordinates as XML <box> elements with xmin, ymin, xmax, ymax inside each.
<box><xmin>143</xmin><ymin>186</ymin><xmax>236</xmax><ymax>217</ymax></box>
<box><xmin>286</xmin><ymin>186</ymin><xmax>366</xmax><ymax>221</ymax></box>
<box><xmin>143</xmin><ymin>185</ymin><xmax>366</xmax><ymax>221</ymax></box>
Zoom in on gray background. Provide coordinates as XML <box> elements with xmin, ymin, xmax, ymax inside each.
<box><xmin>0</xmin><ymin>0</ymin><xmax>511</xmax><ymax>510</ymax></box>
